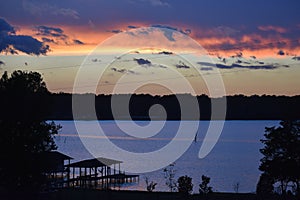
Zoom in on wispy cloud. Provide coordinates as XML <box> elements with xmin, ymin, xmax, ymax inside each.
<box><xmin>111</xmin><ymin>67</ymin><xmax>137</xmax><ymax>74</ymax></box>
<box><xmin>158</xmin><ymin>51</ymin><xmax>173</xmax><ymax>55</ymax></box>
<box><xmin>212</xmin><ymin>26</ymin><xmax>240</xmax><ymax>36</ymax></box>
<box><xmin>128</xmin><ymin>25</ymin><xmax>139</xmax><ymax>29</ymax></box>
<box><xmin>91</xmin><ymin>58</ymin><xmax>101</xmax><ymax>62</ymax></box>
<box><xmin>175</xmin><ymin>61</ymin><xmax>190</xmax><ymax>69</ymax></box>
<box><xmin>198</xmin><ymin>61</ymin><xmax>288</xmax><ymax>70</ymax></box>
<box><xmin>200</xmin><ymin>67</ymin><xmax>213</xmax><ymax>71</ymax></box>
<box><xmin>35</xmin><ymin>25</ymin><xmax>84</xmax><ymax>45</ymax></box>
<box><xmin>150</xmin><ymin>24</ymin><xmax>191</xmax><ymax>42</ymax></box>
<box><xmin>36</xmin><ymin>26</ymin><xmax>68</xmax><ymax>40</ymax></box>
<box><xmin>73</xmin><ymin>39</ymin><xmax>84</xmax><ymax>45</ymax></box>
<box><xmin>23</xmin><ymin>0</ymin><xmax>79</xmax><ymax>19</ymax></box>
<box><xmin>292</xmin><ymin>56</ymin><xmax>300</xmax><ymax>61</ymax></box>
<box><xmin>107</xmin><ymin>29</ymin><xmax>123</xmax><ymax>34</ymax></box>
<box><xmin>41</xmin><ymin>37</ymin><xmax>56</xmax><ymax>44</ymax></box>
<box><xmin>258</xmin><ymin>25</ymin><xmax>287</xmax><ymax>33</ymax></box>
<box><xmin>132</xmin><ymin>0</ymin><xmax>170</xmax><ymax>7</ymax></box>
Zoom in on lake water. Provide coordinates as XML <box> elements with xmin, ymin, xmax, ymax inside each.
<box><xmin>54</xmin><ymin>120</ymin><xmax>279</xmax><ymax>193</ymax></box>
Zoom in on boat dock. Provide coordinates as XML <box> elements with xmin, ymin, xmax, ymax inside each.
<box><xmin>44</xmin><ymin>152</ymin><xmax>139</xmax><ymax>190</ymax></box>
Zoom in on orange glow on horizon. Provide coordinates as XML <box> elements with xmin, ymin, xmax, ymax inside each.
<box><xmin>15</xmin><ymin>24</ymin><xmax>300</xmax><ymax>58</ymax></box>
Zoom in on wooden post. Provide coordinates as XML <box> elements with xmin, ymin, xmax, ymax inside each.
<box><xmin>84</xmin><ymin>167</ymin><xmax>87</xmax><ymax>188</ymax></box>
<box><xmin>79</xmin><ymin>167</ymin><xmax>82</xmax><ymax>187</ymax></box>
<box><xmin>67</xmin><ymin>159</ymin><xmax>70</xmax><ymax>187</ymax></box>
<box><xmin>95</xmin><ymin>167</ymin><xmax>97</xmax><ymax>188</ymax></box>
<box><xmin>72</xmin><ymin>167</ymin><xmax>75</xmax><ymax>188</ymax></box>
<box><xmin>105</xmin><ymin>166</ymin><xmax>108</xmax><ymax>189</ymax></box>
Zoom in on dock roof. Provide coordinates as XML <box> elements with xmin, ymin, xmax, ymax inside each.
<box><xmin>67</xmin><ymin>157</ymin><xmax>122</xmax><ymax>168</ymax></box>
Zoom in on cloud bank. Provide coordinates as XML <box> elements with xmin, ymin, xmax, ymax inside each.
<box><xmin>0</xmin><ymin>18</ymin><xmax>49</xmax><ymax>55</ymax></box>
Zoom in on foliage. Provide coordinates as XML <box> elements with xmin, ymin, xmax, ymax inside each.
<box><xmin>0</xmin><ymin>71</ymin><xmax>60</xmax><ymax>191</ymax></box>
<box><xmin>163</xmin><ymin>163</ymin><xmax>177</xmax><ymax>192</ymax></box>
<box><xmin>0</xmin><ymin>70</ymin><xmax>50</xmax><ymax>120</ymax></box>
<box><xmin>145</xmin><ymin>177</ymin><xmax>157</xmax><ymax>192</ymax></box>
<box><xmin>256</xmin><ymin>173</ymin><xmax>275</xmax><ymax>195</ymax></box>
<box><xmin>199</xmin><ymin>175</ymin><xmax>213</xmax><ymax>194</ymax></box>
<box><xmin>259</xmin><ymin>120</ymin><xmax>300</xmax><ymax>196</ymax></box>
<box><xmin>177</xmin><ymin>175</ymin><xmax>193</xmax><ymax>195</ymax></box>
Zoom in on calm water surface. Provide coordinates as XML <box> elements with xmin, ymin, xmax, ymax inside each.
<box><xmin>54</xmin><ymin>120</ymin><xmax>279</xmax><ymax>193</ymax></box>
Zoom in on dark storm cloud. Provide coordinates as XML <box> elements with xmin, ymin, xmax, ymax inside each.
<box><xmin>134</xmin><ymin>58</ymin><xmax>151</xmax><ymax>65</ymax></box>
<box><xmin>6</xmin><ymin>35</ymin><xmax>49</xmax><ymax>55</ymax></box>
<box><xmin>197</xmin><ymin>61</ymin><xmax>287</xmax><ymax>70</ymax></box>
<box><xmin>0</xmin><ymin>18</ymin><xmax>15</xmax><ymax>34</ymax></box>
<box><xmin>277</xmin><ymin>50</ymin><xmax>285</xmax><ymax>56</ymax></box>
<box><xmin>0</xmin><ymin>18</ymin><xmax>49</xmax><ymax>55</ymax></box>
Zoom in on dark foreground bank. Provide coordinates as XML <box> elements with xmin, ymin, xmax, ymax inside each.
<box><xmin>1</xmin><ymin>189</ymin><xmax>298</xmax><ymax>200</ymax></box>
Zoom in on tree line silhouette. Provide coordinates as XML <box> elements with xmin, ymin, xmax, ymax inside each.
<box><xmin>4</xmin><ymin>93</ymin><xmax>297</xmax><ymax>120</ymax></box>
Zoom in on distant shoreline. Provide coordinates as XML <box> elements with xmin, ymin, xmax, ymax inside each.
<box><xmin>1</xmin><ymin>93</ymin><xmax>300</xmax><ymax>120</ymax></box>
<box><xmin>52</xmin><ymin>93</ymin><xmax>300</xmax><ymax>120</ymax></box>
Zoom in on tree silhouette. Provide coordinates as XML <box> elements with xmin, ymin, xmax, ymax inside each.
<box><xmin>259</xmin><ymin>120</ymin><xmax>300</xmax><ymax>196</ymax></box>
<box><xmin>199</xmin><ymin>175</ymin><xmax>213</xmax><ymax>194</ymax></box>
<box><xmin>177</xmin><ymin>175</ymin><xmax>193</xmax><ymax>195</ymax></box>
<box><xmin>163</xmin><ymin>163</ymin><xmax>177</xmax><ymax>192</ymax></box>
<box><xmin>145</xmin><ymin>176</ymin><xmax>157</xmax><ymax>192</ymax></box>
<box><xmin>256</xmin><ymin>173</ymin><xmax>275</xmax><ymax>195</ymax></box>
<box><xmin>0</xmin><ymin>71</ymin><xmax>60</xmax><ymax>191</ymax></box>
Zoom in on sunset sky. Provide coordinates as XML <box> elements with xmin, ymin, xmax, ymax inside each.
<box><xmin>0</xmin><ymin>0</ymin><xmax>300</xmax><ymax>96</ymax></box>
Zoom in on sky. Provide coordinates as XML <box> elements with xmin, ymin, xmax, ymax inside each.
<box><xmin>0</xmin><ymin>0</ymin><xmax>300</xmax><ymax>96</ymax></box>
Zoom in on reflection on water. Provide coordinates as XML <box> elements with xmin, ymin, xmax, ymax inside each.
<box><xmin>55</xmin><ymin>120</ymin><xmax>279</xmax><ymax>193</ymax></box>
